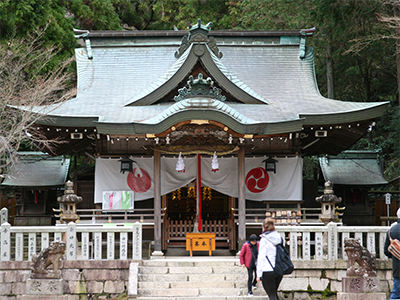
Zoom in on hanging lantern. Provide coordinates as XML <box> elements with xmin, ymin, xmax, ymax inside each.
<box><xmin>119</xmin><ymin>156</ymin><xmax>136</xmax><ymax>174</ymax></box>
<box><xmin>211</xmin><ymin>151</ymin><xmax>219</xmax><ymax>173</ymax></box>
<box><xmin>262</xmin><ymin>156</ymin><xmax>278</xmax><ymax>173</ymax></box>
<box><xmin>175</xmin><ymin>152</ymin><xmax>185</xmax><ymax>172</ymax></box>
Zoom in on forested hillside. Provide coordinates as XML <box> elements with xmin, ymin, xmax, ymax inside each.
<box><xmin>0</xmin><ymin>0</ymin><xmax>398</xmax><ymax>180</ymax></box>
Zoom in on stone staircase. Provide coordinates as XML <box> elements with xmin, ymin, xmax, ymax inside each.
<box><xmin>132</xmin><ymin>257</ymin><xmax>268</xmax><ymax>300</ymax></box>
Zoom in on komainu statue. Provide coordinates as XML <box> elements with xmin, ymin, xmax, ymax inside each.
<box><xmin>31</xmin><ymin>242</ymin><xmax>66</xmax><ymax>279</ymax></box>
<box><xmin>344</xmin><ymin>238</ymin><xmax>377</xmax><ymax>277</ymax></box>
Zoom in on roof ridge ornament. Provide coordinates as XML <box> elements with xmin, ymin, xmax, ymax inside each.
<box><xmin>299</xmin><ymin>27</ymin><xmax>315</xmax><ymax>59</ymax></box>
<box><xmin>175</xmin><ymin>19</ymin><xmax>223</xmax><ymax>59</ymax></box>
<box><xmin>174</xmin><ymin>73</ymin><xmax>226</xmax><ymax>102</ymax></box>
<box><xmin>74</xmin><ymin>29</ymin><xmax>93</xmax><ymax>59</ymax></box>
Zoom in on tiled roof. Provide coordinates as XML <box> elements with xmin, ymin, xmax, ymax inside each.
<box><xmin>319</xmin><ymin>151</ymin><xmax>388</xmax><ymax>186</ymax></box>
<box><xmin>1</xmin><ymin>152</ymin><xmax>70</xmax><ymax>187</ymax></box>
<box><xmin>25</xmin><ymin>28</ymin><xmax>387</xmax><ymax>135</ymax></box>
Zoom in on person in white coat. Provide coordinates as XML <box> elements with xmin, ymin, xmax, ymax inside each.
<box><xmin>256</xmin><ymin>218</ymin><xmax>283</xmax><ymax>300</ymax></box>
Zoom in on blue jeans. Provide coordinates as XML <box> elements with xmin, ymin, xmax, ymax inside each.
<box><xmin>391</xmin><ymin>276</ymin><xmax>400</xmax><ymax>299</ymax></box>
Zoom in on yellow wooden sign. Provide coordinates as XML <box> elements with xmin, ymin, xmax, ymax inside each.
<box><xmin>186</xmin><ymin>233</ymin><xmax>216</xmax><ymax>256</ymax></box>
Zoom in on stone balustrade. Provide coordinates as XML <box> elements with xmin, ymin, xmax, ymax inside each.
<box><xmin>0</xmin><ymin>221</ymin><xmax>142</xmax><ymax>261</ymax></box>
<box><xmin>0</xmin><ymin>220</ymin><xmax>390</xmax><ymax>262</ymax></box>
<box><xmin>276</xmin><ymin>222</ymin><xmax>389</xmax><ymax>261</ymax></box>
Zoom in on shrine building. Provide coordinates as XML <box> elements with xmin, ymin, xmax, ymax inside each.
<box><xmin>23</xmin><ymin>20</ymin><xmax>388</xmax><ymax>253</ymax></box>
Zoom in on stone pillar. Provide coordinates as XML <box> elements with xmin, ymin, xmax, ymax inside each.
<box><xmin>66</xmin><ymin>222</ymin><xmax>76</xmax><ymax>260</ymax></box>
<box><xmin>1</xmin><ymin>222</ymin><xmax>10</xmax><ymax>261</ymax></box>
<box><xmin>0</xmin><ymin>207</ymin><xmax>8</xmax><ymax>224</ymax></box>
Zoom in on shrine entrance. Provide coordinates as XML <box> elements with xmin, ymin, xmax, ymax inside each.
<box><xmin>162</xmin><ymin>186</ymin><xmax>236</xmax><ymax>251</ymax></box>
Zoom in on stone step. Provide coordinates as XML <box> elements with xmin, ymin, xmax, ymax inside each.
<box><xmin>142</xmin><ymin>258</ymin><xmax>240</xmax><ymax>267</ymax></box>
<box><xmin>138</xmin><ymin>281</ymin><xmax>236</xmax><ymax>289</ymax></box>
<box><xmin>137</xmin><ymin>286</ymin><xmax>266</xmax><ymax>297</ymax></box>
<box><xmin>137</xmin><ymin>257</ymin><xmax>267</xmax><ymax>299</ymax></box>
<box><xmin>132</xmin><ymin>297</ymin><xmax>267</xmax><ymax>300</ymax></box>
<box><xmin>139</xmin><ymin>266</ymin><xmax>242</xmax><ymax>275</ymax></box>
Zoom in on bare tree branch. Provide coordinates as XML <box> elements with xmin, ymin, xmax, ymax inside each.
<box><xmin>0</xmin><ymin>28</ymin><xmax>76</xmax><ymax>175</ymax></box>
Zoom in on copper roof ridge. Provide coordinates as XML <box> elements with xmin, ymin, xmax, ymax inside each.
<box><xmin>81</xmin><ymin>29</ymin><xmax>303</xmax><ymax>38</ymax></box>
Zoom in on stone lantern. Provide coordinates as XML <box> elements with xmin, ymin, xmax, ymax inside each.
<box><xmin>315</xmin><ymin>181</ymin><xmax>342</xmax><ymax>225</ymax></box>
<box><xmin>56</xmin><ymin>181</ymin><xmax>82</xmax><ymax>223</ymax></box>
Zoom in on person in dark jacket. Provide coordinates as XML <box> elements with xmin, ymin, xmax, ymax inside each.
<box><xmin>384</xmin><ymin>208</ymin><xmax>400</xmax><ymax>300</ymax></box>
<box><xmin>240</xmin><ymin>234</ymin><xmax>259</xmax><ymax>296</ymax></box>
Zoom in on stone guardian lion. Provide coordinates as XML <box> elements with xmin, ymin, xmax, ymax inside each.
<box><xmin>344</xmin><ymin>238</ymin><xmax>377</xmax><ymax>277</ymax></box>
<box><xmin>31</xmin><ymin>241</ymin><xmax>66</xmax><ymax>278</ymax></box>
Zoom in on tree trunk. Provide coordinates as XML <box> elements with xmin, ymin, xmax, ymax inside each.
<box><xmin>326</xmin><ymin>38</ymin><xmax>335</xmax><ymax>99</ymax></box>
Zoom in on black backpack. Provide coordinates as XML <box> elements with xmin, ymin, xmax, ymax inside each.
<box><xmin>266</xmin><ymin>238</ymin><xmax>294</xmax><ymax>276</ymax></box>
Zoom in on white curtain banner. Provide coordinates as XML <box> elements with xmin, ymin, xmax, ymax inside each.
<box><xmin>201</xmin><ymin>156</ymin><xmax>238</xmax><ymax>197</ymax></box>
<box><xmin>95</xmin><ymin>156</ymin><xmax>197</xmax><ymax>204</ymax></box>
<box><xmin>94</xmin><ymin>156</ymin><xmax>303</xmax><ymax>204</ymax></box>
<box><xmin>95</xmin><ymin>157</ymin><xmax>154</xmax><ymax>203</ymax></box>
<box><xmin>243</xmin><ymin>157</ymin><xmax>303</xmax><ymax>201</ymax></box>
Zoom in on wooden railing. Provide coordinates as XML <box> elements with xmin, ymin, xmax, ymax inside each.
<box><xmin>76</xmin><ymin>208</ymin><xmax>160</xmax><ymax>224</ymax></box>
<box><xmin>0</xmin><ymin>222</ymin><xmax>142</xmax><ymax>261</ymax></box>
<box><xmin>74</xmin><ymin>207</ymin><xmax>321</xmax><ymax>225</ymax></box>
<box><xmin>167</xmin><ymin>219</ymin><xmax>228</xmax><ymax>241</ymax></box>
<box><xmin>233</xmin><ymin>207</ymin><xmax>324</xmax><ymax>225</ymax></box>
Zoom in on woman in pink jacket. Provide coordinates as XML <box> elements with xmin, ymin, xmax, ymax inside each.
<box><xmin>240</xmin><ymin>234</ymin><xmax>259</xmax><ymax>296</ymax></box>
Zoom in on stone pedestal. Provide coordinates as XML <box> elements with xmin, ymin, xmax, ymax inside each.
<box><xmin>17</xmin><ymin>296</ymin><xmax>67</xmax><ymax>300</ymax></box>
<box><xmin>337</xmin><ymin>292</ymin><xmax>386</xmax><ymax>300</ymax></box>
<box><xmin>338</xmin><ymin>277</ymin><xmax>386</xmax><ymax>300</ymax></box>
<box><xmin>26</xmin><ymin>278</ymin><xmax>63</xmax><ymax>295</ymax></box>
<box><xmin>342</xmin><ymin>276</ymin><xmax>380</xmax><ymax>293</ymax></box>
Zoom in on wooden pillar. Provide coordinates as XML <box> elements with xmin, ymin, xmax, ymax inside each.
<box><xmin>238</xmin><ymin>147</ymin><xmax>246</xmax><ymax>250</ymax></box>
<box><xmin>153</xmin><ymin>150</ymin><xmax>163</xmax><ymax>255</ymax></box>
<box><xmin>73</xmin><ymin>155</ymin><xmax>78</xmax><ymax>194</ymax></box>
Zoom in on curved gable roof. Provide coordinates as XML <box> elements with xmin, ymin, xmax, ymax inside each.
<box><xmin>125</xmin><ymin>43</ymin><xmax>268</xmax><ymax>106</ymax></box>
<box><xmin>22</xmin><ymin>23</ymin><xmax>387</xmax><ymax>141</ymax></box>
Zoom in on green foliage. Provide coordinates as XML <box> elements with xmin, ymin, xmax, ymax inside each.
<box><xmin>0</xmin><ymin>0</ymin><xmax>77</xmax><ymax>54</ymax></box>
<box><xmin>303</xmin><ymin>156</ymin><xmax>320</xmax><ymax>181</ymax></box>
<box><xmin>114</xmin><ymin>0</ymin><xmax>157</xmax><ymax>30</ymax></box>
<box><xmin>351</xmin><ymin>95</ymin><xmax>399</xmax><ymax>180</ymax></box>
<box><xmin>151</xmin><ymin>0</ymin><xmax>232</xmax><ymax>30</ymax></box>
<box><xmin>228</xmin><ymin>0</ymin><xmax>309</xmax><ymax>30</ymax></box>
<box><xmin>63</xmin><ymin>0</ymin><xmax>122</xmax><ymax>30</ymax></box>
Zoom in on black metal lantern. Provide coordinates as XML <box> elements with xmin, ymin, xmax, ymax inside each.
<box><xmin>262</xmin><ymin>156</ymin><xmax>278</xmax><ymax>173</ymax></box>
<box><xmin>119</xmin><ymin>156</ymin><xmax>136</xmax><ymax>174</ymax></box>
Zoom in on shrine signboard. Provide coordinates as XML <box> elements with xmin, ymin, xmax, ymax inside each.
<box><xmin>186</xmin><ymin>233</ymin><xmax>216</xmax><ymax>256</ymax></box>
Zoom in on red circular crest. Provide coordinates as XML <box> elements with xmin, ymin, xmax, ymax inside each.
<box><xmin>245</xmin><ymin>167</ymin><xmax>269</xmax><ymax>193</ymax></box>
<box><xmin>127</xmin><ymin>168</ymin><xmax>151</xmax><ymax>193</ymax></box>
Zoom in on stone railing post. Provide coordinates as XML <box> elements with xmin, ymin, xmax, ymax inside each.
<box><xmin>67</xmin><ymin>222</ymin><xmax>77</xmax><ymax>260</ymax></box>
<box><xmin>289</xmin><ymin>232</ymin><xmax>298</xmax><ymax>260</ymax></box>
<box><xmin>1</xmin><ymin>208</ymin><xmax>8</xmax><ymax>225</ymax></box>
<box><xmin>132</xmin><ymin>222</ymin><xmax>142</xmax><ymax>260</ymax></box>
<box><xmin>327</xmin><ymin>222</ymin><xmax>338</xmax><ymax>260</ymax></box>
<box><xmin>302</xmin><ymin>230</ymin><xmax>311</xmax><ymax>260</ymax></box>
<box><xmin>380</xmin><ymin>232</ymin><xmax>388</xmax><ymax>261</ymax></box>
<box><xmin>1</xmin><ymin>222</ymin><xmax>10</xmax><ymax>261</ymax></box>
<box><xmin>15</xmin><ymin>232</ymin><xmax>23</xmax><ymax>261</ymax></box>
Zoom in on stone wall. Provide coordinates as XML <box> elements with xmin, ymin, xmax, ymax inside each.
<box><xmin>0</xmin><ymin>260</ymin><xmax>135</xmax><ymax>300</ymax></box>
<box><xmin>279</xmin><ymin>260</ymin><xmax>393</xmax><ymax>300</ymax></box>
<box><xmin>0</xmin><ymin>259</ymin><xmax>395</xmax><ymax>299</ymax></box>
